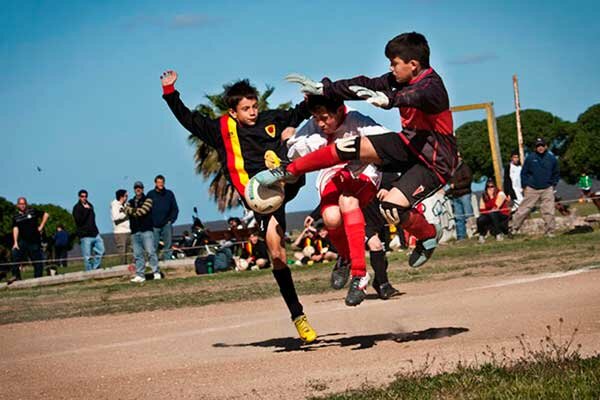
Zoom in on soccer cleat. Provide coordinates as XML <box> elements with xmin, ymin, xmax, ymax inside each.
<box><xmin>293</xmin><ymin>314</ymin><xmax>317</xmax><ymax>344</ymax></box>
<box><xmin>374</xmin><ymin>282</ymin><xmax>400</xmax><ymax>300</ymax></box>
<box><xmin>130</xmin><ymin>275</ymin><xmax>146</xmax><ymax>283</ymax></box>
<box><xmin>345</xmin><ymin>272</ymin><xmax>370</xmax><ymax>306</ymax></box>
<box><xmin>330</xmin><ymin>257</ymin><xmax>350</xmax><ymax>290</ymax></box>
<box><xmin>153</xmin><ymin>272</ymin><xmax>162</xmax><ymax>280</ymax></box>
<box><xmin>253</xmin><ymin>166</ymin><xmax>297</xmax><ymax>186</ymax></box>
<box><xmin>408</xmin><ymin>224</ymin><xmax>442</xmax><ymax>268</ymax></box>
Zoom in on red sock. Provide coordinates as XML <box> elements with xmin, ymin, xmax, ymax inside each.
<box><xmin>343</xmin><ymin>208</ymin><xmax>366</xmax><ymax>277</ymax></box>
<box><xmin>400</xmin><ymin>209</ymin><xmax>436</xmax><ymax>240</ymax></box>
<box><xmin>327</xmin><ymin>225</ymin><xmax>350</xmax><ymax>260</ymax></box>
<box><xmin>288</xmin><ymin>144</ymin><xmax>341</xmax><ymax>176</ymax></box>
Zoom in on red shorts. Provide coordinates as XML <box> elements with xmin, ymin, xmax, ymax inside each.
<box><xmin>320</xmin><ymin>169</ymin><xmax>377</xmax><ymax>212</ymax></box>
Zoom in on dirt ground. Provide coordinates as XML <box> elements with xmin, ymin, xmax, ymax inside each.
<box><xmin>2</xmin><ymin>266</ymin><xmax>600</xmax><ymax>400</ymax></box>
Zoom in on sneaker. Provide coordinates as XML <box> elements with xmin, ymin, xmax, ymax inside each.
<box><xmin>495</xmin><ymin>233</ymin><xmax>504</xmax><ymax>241</ymax></box>
<box><xmin>345</xmin><ymin>272</ymin><xmax>370</xmax><ymax>307</ymax></box>
<box><xmin>153</xmin><ymin>272</ymin><xmax>162</xmax><ymax>280</ymax></box>
<box><xmin>478</xmin><ymin>235</ymin><xmax>486</xmax><ymax>244</ymax></box>
<box><xmin>130</xmin><ymin>275</ymin><xmax>146</xmax><ymax>283</ymax></box>
<box><xmin>545</xmin><ymin>232</ymin><xmax>556</xmax><ymax>238</ymax></box>
<box><xmin>293</xmin><ymin>314</ymin><xmax>317</xmax><ymax>344</ymax></box>
<box><xmin>253</xmin><ymin>166</ymin><xmax>297</xmax><ymax>186</ymax></box>
<box><xmin>408</xmin><ymin>224</ymin><xmax>442</xmax><ymax>268</ymax></box>
<box><xmin>374</xmin><ymin>282</ymin><xmax>399</xmax><ymax>300</ymax></box>
<box><xmin>330</xmin><ymin>257</ymin><xmax>350</xmax><ymax>290</ymax></box>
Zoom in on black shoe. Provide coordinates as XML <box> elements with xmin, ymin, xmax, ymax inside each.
<box><xmin>408</xmin><ymin>224</ymin><xmax>441</xmax><ymax>268</ymax></box>
<box><xmin>345</xmin><ymin>273</ymin><xmax>370</xmax><ymax>307</ymax></box>
<box><xmin>374</xmin><ymin>282</ymin><xmax>399</xmax><ymax>300</ymax></box>
<box><xmin>330</xmin><ymin>257</ymin><xmax>350</xmax><ymax>290</ymax></box>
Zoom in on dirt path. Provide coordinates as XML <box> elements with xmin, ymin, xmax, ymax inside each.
<box><xmin>2</xmin><ymin>267</ymin><xmax>600</xmax><ymax>400</ymax></box>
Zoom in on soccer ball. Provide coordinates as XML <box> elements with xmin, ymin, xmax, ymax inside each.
<box><xmin>244</xmin><ymin>176</ymin><xmax>285</xmax><ymax>214</ymax></box>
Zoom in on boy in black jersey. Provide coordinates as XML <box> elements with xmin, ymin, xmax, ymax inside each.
<box><xmin>160</xmin><ymin>70</ymin><xmax>316</xmax><ymax>343</ymax></box>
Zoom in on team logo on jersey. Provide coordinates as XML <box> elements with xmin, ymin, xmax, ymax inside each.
<box><xmin>265</xmin><ymin>124</ymin><xmax>276</xmax><ymax>138</ymax></box>
<box><xmin>412</xmin><ymin>185</ymin><xmax>425</xmax><ymax>197</ymax></box>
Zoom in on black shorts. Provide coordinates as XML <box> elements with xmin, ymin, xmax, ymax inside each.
<box><xmin>363</xmin><ymin>199</ymin><xmax>386</xmax><ymax>240</ymax></box>
<box><xmin>367</xmin><ymin>133</ymin><xmax>443</xmax><ymax>206</ymax></box>
<box><xmin>253</xmin><ymin>176</ymin><xmax>305</xmax><ymax>237</ymax></box>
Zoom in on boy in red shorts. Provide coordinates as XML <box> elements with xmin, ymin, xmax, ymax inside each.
<box><xmin>255</xmin><ymin>32</ymin><xmax>458</xmax><ymax>270</ymax></box>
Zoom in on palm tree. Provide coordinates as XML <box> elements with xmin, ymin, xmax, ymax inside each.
<box><xmin>189</xmin><ymin>84</ymin><xmax>292</xmax><ymax>212</ymax></box>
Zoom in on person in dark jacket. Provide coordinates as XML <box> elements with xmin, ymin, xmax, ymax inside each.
<box><xmin>72</xmin><ymin>189</ymin><xmax>105</xmax><ymax>271</ymax></box>
<box><xmin>53</xmin><ymin>225</ymin><xmax>70</xmax><ymax>267</ymax></box>
<box><xmin>237</xmin><ymin>232</ymin><xmax>270</xmax><ymax>271</ymax></box>
<box><xmin>510</xmin><ymin>137</ymin><xmax>560</xmax><ymax>236</ymax></box>
<box><xmin>147</xmin><ymin>174</ymin><xmax>179</xmax><ymax>261</ymax></box>
<box><xmin>125</xmin><ymin>181</ymin><xmax>160</xmax><ymax>283</ymax></box>
<box><xmin>12</xmin><ymin>197</ymin><xmax>49</xmax><ymax>279</ymax></box>
<box><xmin>446</xmin><ymin>158</ymin><xmax>473</xmax><ymax>240</ymax></box>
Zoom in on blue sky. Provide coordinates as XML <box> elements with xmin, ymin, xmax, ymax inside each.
<box><xmin>2</xmin><ymin>0</ymin><xmax>599</xmax><ymax>233</ymax></box>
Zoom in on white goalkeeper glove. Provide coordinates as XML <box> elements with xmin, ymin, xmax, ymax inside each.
<box><xmin>349</xmin><ymin>85</ymin><xmax>390</xmax><ymax>108</ymax></box>
<box><xmin>285</xmin><ymin>73</ymin><xmax>324</xmax><ymax>95</ymax></box>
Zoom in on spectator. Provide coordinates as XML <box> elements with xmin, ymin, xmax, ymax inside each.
<box><xmin>125</xmin><ymin>181</ymin><xmax>160</xmax><ymax>283</ymax></box>
<box><xmin>446</xmin><ymin>158</ymin><xmax>473</xmax><ymax>241</ymax></box>
<box><xmin>227</xmin><ymin>217</ymin><xmax>243</xmax><ymax>230</ymax></box>
<box><xmin>504</xmin><ymin>150</ymin><xmax>524</xmax><ymax>210</ymax></box>
<box><xmin>292</xmin><ymin>226</ymin><xmax>317</xmax><ymax>265</ymax></box>
<box><xmin>578</xmin><ymin>171</ymin><xmax>600</xmax><ymax>211</ymax></box>
<box><xmin>72</xmin><ymin>189</ymin><xmax>105</xmax><ymax>271</ymax></box>
<box><xmin>11</xmin><ymin>197</ymin><xmax>49</xmax><ymax>279</ymax></box>
<box><xmin>237</xmin><ymin>232</ymin><xmax>270</xmax><ymax>271</ymax></box>
<box><xmin>510</xmin><ymin>137</ymin><xmax>560</xmax><ymax>237</ymax></box>
<box><xmin>53</xmin><ymin>225</ymin><xmax>70</xmax><ymax>268</ymax></box>
<box><xmin>477</xmin><ymin>179</ymin><xmax>510</xmax><ymax>243</ymax></box>
<box><xmin>147</xmin><ymin>175</ymin><xmax>179</xmax><ymax>261</ymax></box>
<box><xmin>111</xmin><ymin>189</ymin><xmax>131</xmax><ymax>265</ymax></box>
<box><xmin>312</xmin><ymin>224</ymin><xmax>338</xmax><ymax>263</ymax></box>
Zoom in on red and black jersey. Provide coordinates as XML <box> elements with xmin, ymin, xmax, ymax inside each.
<box><xmin>322</xmin><ymin>69</ymin><xmax>457</xmax><ymax>182</ymax></box>
<box><xmin>241</xmin><ymin>240</ymin><xmax>269</xmax><ymax>260</ymax></box>
<box><xmin>163</xmin><ymin>90</ymin><xmax>310</xmax><ymax>196</ymax></box>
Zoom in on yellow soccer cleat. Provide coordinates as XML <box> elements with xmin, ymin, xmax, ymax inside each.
<box><xmin>293</xmin><ymin>314</ymin><xmax>317</xmax><ymax>344</ymax></box>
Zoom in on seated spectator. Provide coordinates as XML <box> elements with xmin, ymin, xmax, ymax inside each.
<box><xmin>292</xmin><ymin>226</ymin><xmax>317</xmax><ymax>265</ymax></box>
<box><xmin>311</xmin><ymin>224</ymin><xmax>338</xmax><ymax>263</ymax></box>
<box><xmin>477</xmin><ymin>179</ymin><xmax>510</xmax><ymax>243</ymax></box>
<box><xmin>227</xmin><ymin>217</ymin><xmax>244</xmax><ymax>230</ymax></box>
<box><xmin>236</xmin><ymin>232</ymin><xmax>270</xmax><ymax>271</ymax></box>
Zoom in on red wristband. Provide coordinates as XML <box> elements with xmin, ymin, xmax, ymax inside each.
<box><xmin>162</xmin><ymin>84</ymin><xmax>175</xmax><ymax>95</ymax></box>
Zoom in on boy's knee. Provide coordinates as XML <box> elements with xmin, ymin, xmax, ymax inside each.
<box><xmin>322</xmin><ymin>207</ymin><xmax>342</xmax><ymax>228</ymax></box>
<box><xmin>367</xmin><ymin>235</ymin><xmax>383</xmax><ymax>251</ymax></box>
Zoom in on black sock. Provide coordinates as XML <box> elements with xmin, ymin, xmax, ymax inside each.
<box><xmin>272</xmin><ymin>267</ymin><xmax>303</xmax><ymax>320</ymax></box>
<box><xmin>370</xmin><ymin>250</ymin><xmax>388</xmax><ymax>285</ymax></box>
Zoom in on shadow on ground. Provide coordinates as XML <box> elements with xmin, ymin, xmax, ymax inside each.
<box><xmin>214</xmin><ymin>326</ymin><xmax>469</xmax><ymax>352</ymax></box>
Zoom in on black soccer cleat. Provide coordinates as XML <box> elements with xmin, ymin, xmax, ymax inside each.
<box><xmin>330</xmin><ymin>257</ymin><xmax>350</xmax><ymax>290</ymax></box>
<box><xmin>374</xmin><ymin>282</ymin><xmax>400</xmax><ymax>300</ymax></box>
<box><xmin>345</xmin><ymin>273</ymin><xmax>370</xmax><ymax>307</ymax></box>
<box><xmin>408</xmin><ymin>224</ymin><xmax>442</xmax><ymax>268</ymax></box>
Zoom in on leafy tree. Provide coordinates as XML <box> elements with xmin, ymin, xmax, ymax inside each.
<box><xmin>561</xmin><ymin>104</ymin><xmax>600</xmax><ymax>183</ymax></box>
<box><xmin>189</xmin><ymin>84</ymin><xmax>291</xmax><ymax>211</ymax></box>
<box><xmin>456</xmin><ymin>109</ymin><xmax>572</xmax><ymax>180</ymax></box>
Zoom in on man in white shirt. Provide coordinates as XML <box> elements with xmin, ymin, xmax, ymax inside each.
<box><xmin>111</xmin><ymin>189</ymin><xmax>131</xmax><ymax>264</ymax></box>
<box><xmin>503</xmin><ymin>151</ymin><xmax>523</xmax><ymax>210</ymax></box>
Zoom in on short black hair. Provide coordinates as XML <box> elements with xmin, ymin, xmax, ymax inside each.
<box><xmin>154</xmin><ymin>174</ymin><xmax>165</xmax><ymax>182</ymax></box>
<box><xmin>316</xmin><ymin>223</ymin><xmax>326</xmax><ymax>231</ymax></box>
<box><xmin>384</xmin><ymin>32</ymin><xmax>430</xmax><ymax>68</ymax></box>
<box><xmin>223</xmin><ymin>79</ymin><xmax>259</xmax><ymax>109</ymax></box>
<box><xmin>115</xmin><ymin>189</ymin><xmax>127</xmax><ymax>200</ymax></box>
<box><xmin>306</xmin><ymin>95</ymin><xmax>344</xmax><ymax>114</ymax></box>
<box><xmin>78</xmin><ymin>189</ymin><xmax>88</xmax><ymax>197</ymax></box>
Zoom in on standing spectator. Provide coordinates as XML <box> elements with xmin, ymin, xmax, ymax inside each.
<box><xmin>446</xmin><ymin>158</ymin><xmax>473</xmax><ymax>241</ymax></box>
<box><xmin>53</xmin><ymin>225</ymin><xmax>70</xmax><ymax>268</ymax></box>
<box><xmin>477</xmin><ymin>179</ymin><xmax>510</xmax><ymax>243</ymax></box>
<box><xmin>12</xmin><ymin>197</ymin><xmax>49</xmax><ymax>279</ymax></box>
<box><xmin>125</xmin><ymin>181</ymin><xmax>160</xmax><ymax>283</ymax></box>
<box><xmin>111</xmin><ymin>189</ymin><xmax>131</xmax><ymax>265</ymax></box>
<box><xmin>504</xmin><ymin>150</ymin><xmax>524</xmax><ymax>210</ymax></box>
<box><xmin>147</xmin><ymin>175</ymin><xmax>179</xmax><ymax>261</ymax></box>
<box><xmin>72</xmin><ymin>190</ymin><xmax>105</xmax><ymax>271</ymax></box>
<box><xmin>511</xmin><ymin>137</ymin><xmax>560</xmax><ymax>237</ymax></box>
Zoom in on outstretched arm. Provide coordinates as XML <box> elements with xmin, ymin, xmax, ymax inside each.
<box><xmin>161</xmin><ymin>70</ymin><xmax>219</xmax><ymax>148</ymax></box>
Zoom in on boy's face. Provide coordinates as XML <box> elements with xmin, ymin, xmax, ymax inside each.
<box><xmin>312</xmin><ymin>106</ymin><xmax>345</xmax><ymax>134</ymax></box>
<box><xmin>318</xmin><ymin>229</ymin><xmax>327</xmax><ymax>238</ymax></box>
<box><xmin>511</xmin><ymin>154</ymin><xmax>519</xmax><ymax>165</ymax></box>
<box><xmin>230</xmin><ymin>97</ymin><xmax>259</xmax><ymax>126</ymax></box>
<box><xmin>250</xmin><ymin>234</ymin><xmax>258</xmax><ymax>244</ymax></box>
<box><xmin>389</xmin><ymin>57</ymin><xmax>420</xmax><ymax>83</ymax></box>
